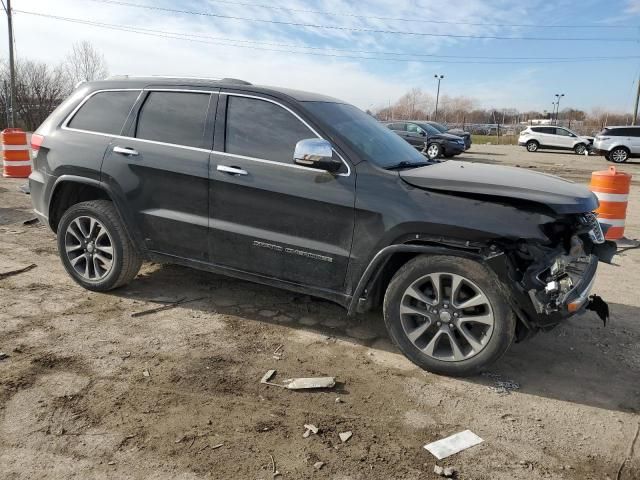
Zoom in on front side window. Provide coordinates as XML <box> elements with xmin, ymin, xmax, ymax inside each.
<box><xmin>225</xmin><ymin>96</ymin><xmax>314</xmax><ymax>164</ymax></box>
<box><xmin>68</xmin><ymin>90</ymin><xmax>140</xmax><ymax>135</ymax></box>
<box><xmin>555</xmin><ymin>128</ymin><xmax>572</xmax><ymax>136</ymax></box>
<box><xmin>136</xmin><ymin>91</ymin><xmax>211</xmax><ymax>148</ymax></box>
<box><xmin>303</xmin><ymin>101</ymin><xmax>427</xmax><ymax>168</ymax></box>
<box><xmin>407</xmin><ymin>123</ymin><xmax>424</xmax><ymax>134</ymax></box>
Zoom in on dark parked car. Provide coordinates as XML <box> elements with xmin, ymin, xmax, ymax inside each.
<box><xmin>425</xmin><ymin>121</ymin><xmax>472</xmax><ymax>150</ymax></box>
<box><xmin>29</xmin><ymin>77</ymin><xmax>613</xmax><ymax>376</ymax></box>
<box><xmin>383</xmin><ymin>121</ymin><xmax>465</xmax><ymax>159</ymax></box>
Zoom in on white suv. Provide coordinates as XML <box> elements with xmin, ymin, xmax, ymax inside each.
<box><xmin>592</xmin><ymin>126</ymin><xmax>640</xmax><ymax>163</ymax></box>
<box><xmin>518</xmin><ymin>126</ymin><xmax>594</xmax><ymax>155</ymax></box>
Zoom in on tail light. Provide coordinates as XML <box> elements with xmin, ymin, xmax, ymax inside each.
<box><xmin>30</xmin><ymin>133</ymin><xmax>44</xmax><ymax>155</ymax></box>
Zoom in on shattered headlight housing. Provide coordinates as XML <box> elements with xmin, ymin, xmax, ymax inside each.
<box><xmin>579</xmin><ymin>212</ymin><xmax>604</xmax><ymax>244</ymax></box>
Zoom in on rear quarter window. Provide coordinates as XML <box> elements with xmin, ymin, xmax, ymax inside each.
<box><xmin>67</xmin><ymin>90</ymin><xmax>140</xmax><ymax>135</ymax></box>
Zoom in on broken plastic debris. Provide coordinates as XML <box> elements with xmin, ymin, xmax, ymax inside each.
<box><xmin>260</xmin><ymin>369</ymin><xmax>277</xmax><ymax>384</ymax></box>
<box><xmin>302</xmin><ymin>424</ymin><xmax>319</xmax><ymax>438</ymax></box>
<box><xmin>424</xmin><ymin>430</ymin><xmax>483</xmax><ymax>460</ymax></box>
<box><xmin>339</xmin><ymin>431</ymin><xmax>352</xmax><ymax>443</ymax></box>
<box><xmin>283</xmin><ymin>377</ymin><xmax>335</xmax><ymax>390</ymax></box>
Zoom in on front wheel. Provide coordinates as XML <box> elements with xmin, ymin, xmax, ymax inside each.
<box><xmin>426</xmin><ymin>143</ymin><xmax>442</xmax><ymax>160</ymax></box>
<box><xmin>526</xmin><ymin>140</ymin><xmax>539</xmax><ymax>152</ymax></box>
<box><xmin>574</xmin><ymin>144</ymin><xmax>587</xmax><ymax>155</ymax></box>
<box><xmin>57</xmin><ymin>200</ymin><xmax>142</xmax><ymax>291</ymax></box>
<box><xmin>383</xmin><ymin>255</ymin><xmax>516</xmax><ymax>376</ymax></box>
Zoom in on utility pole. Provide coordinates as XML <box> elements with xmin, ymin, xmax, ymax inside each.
<box><xmin>554</xmin><ymin>93</ymin><xmax>565</xmax><ymax>126</ymax></box>
<box><xmin>4</xmin><ymin>0</ymin><xmax>16</xmax><ymax>127</ymax></box>
<box><xmin>633</xmin><ymin>74</ymin><xmax>639</xmax><ymax>125</ymax></box>
<box><xmin>434</xmin><ymin>74</ymin><xmax>444</xmax><ymax>121</ymax></box>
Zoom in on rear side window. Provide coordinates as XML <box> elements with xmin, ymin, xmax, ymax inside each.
<box><xmin>225</xmin><ymin>96</ymin><xmax>313</xmax><ymax>163</ymax></box>
<box><xmin>388</xmin><ymin>123</ymin><xmax>406</xmax><ymax>131</ymax></box>
<box><xmin>136</xmin><ymin>91</ymin><xmax>211</xmax><ymax>148</ymax></box>
<box><xmin>68</xmin><ymin>90</ymin><xmax>139</xmax><ymax>135</ymax></box>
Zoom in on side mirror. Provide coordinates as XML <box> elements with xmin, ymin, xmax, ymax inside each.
<box><xmin>419</xmin><ymin>130</ymin><xmax>427</xmax><ymax>137</ymax></box>
<box><xmin>293</xmin><ymin>138</ymin><xmax>342</xmax><ymax>173</ymax></box>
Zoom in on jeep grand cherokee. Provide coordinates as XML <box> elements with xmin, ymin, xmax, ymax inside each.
<box><xmin>29</xmin><ymin>77</ymin><xmax>614</xmax><ymax>376</ymax></box>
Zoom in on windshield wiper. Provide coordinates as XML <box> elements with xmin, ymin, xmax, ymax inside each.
<box><xmin>385</xmin><ymin>161</ymin><xmax>431</xmax><ymax>170</ymax></box>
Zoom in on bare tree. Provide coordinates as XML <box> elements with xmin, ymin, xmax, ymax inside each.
<box><xmin>0</xmin><ymin>59</ymin><xmax>72</xmax><ymax>130</ymax></box>
<box><xmin>65</xmin><ymin>41</ymin><xmax>108</xmax><ymax>86</ymax></box>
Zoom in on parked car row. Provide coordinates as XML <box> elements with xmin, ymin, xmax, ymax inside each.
<box><xmin>519</xmin><ymin>125</ymin><xmax>640</xmax><ymax>163</ymax></box>
<box><xmin>382</xmin><ymin>121</ymin><xmax>470</xmax><ymax>160</ymax></box>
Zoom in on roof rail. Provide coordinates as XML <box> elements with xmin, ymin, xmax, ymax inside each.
<box><xmin>105</xmin><ymin>75</ymin><xmax>252</xmax><ymax>85</ymax></box>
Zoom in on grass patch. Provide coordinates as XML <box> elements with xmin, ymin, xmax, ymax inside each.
<box><xmin>471</xmin><ymin>134</ymin><xmax>518</xmax><ymax>145</ymax></box>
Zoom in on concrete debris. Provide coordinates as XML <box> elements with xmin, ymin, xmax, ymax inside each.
<box><xmin>284</xmin><ymin>377</ymin><xmax>335</xmax><ymax>390</ymax></box>
<box><xmin>434</xmin><ymin>465</ymin><xmax>456</xmax><ymax>477</ymax></box>
<box><xmin>335</xmin><ymin>397</ymin><xmax>343</xmax><ymax>403</ymax></box>
<box><xmin>313</xmin><ymin>461</ymin><xmax>325</xmax><ymax>470</ymax></box>
<box><xmin>142</xmin><ymin>369</ymin><xmax>150</xmax><ymax>378</ymax></box>
<box><xmin>424</xmin><ymin>430</ymin><xmax>483</xmax><ymax>460</ymax></box>
<box><xmin>339</xmin><ymin>431</ymin><xmax>352</xmax><ymax>443</ymax></box>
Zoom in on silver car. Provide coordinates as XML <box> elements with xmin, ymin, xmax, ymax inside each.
<box><xmin>593</xmin><ymin>126</ymin><xmax>640</xmax><ymax>163</ymax></box>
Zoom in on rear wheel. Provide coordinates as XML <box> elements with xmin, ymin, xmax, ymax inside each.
<box><xmin>610</xmin><ymin>147</ymin><xmax>629</xmax><ymax>163</ymax></box>
<box><xmin>526</xmin><ymin>140</ymin><xmax>539</xmax><ymax>152</ymax></box>
<box><xmin>57</xmin><ymin>200</ymin><xmax>142</xmax><ymax>291</ymax></box>
<box><xmin>426</xmin><ymin>143</ymin><xmax>442</xmax><ymax>160</ymax></box>
<box><xmin>383</xmin><ymin>255</ymin><xmax>516</xmax><ymax>376</ymax></box>
<box><xmin>574</xmin><ymin>144</ymin><xmax>587</xmax><ymax>155</ymax></box>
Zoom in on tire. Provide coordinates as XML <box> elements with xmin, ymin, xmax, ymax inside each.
<box><xmin>382</xmin><ymin>255</ymin><xmax>516</xmax><ymax>377</ymax></box>
<box><xmin>57</xmin><ymin>200</ymin><xmax>142</xmax><ymax>291</ymax></box>
<box><xmin>574</xmin><ymin>144</ymin><xmax>587</xmax><ymax>155</ymax></box>
<box><xmin>426</xmin><ymin>143</ymin><xmax>442</xmax><ymax>160</ymax></box>
<box><xmin>526</xmin><ymin>140</ymin><xmax>539</xmax><ymax>152</ymax></box>
<box><xmin>609</xmin><ymin>147</ymin><xmax>629</xmax><ymax>163</ymax></box>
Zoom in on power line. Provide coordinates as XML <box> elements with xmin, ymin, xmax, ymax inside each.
<box><xmin>87</xmin><ymin>0</ymin><xmax>640</xmax><ymax>30</ymax></box>
<box><xmin>85</xmin><ymin>0</ymin><xmax>640</xmax><ymax>42</ymax></box>
<box><xmin>15</xmin><ymin>10</ymin><xmax>640</xmax><ymax>65</ymax></box>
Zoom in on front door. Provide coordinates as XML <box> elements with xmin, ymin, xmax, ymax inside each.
<box><xmin>208</xmin><ymin>93</ymin><xmax>355</xmax><ymax>291</ymax></box>
<box><xmin>101</xmin><ymin>88</ymin><xmax>216</xmax><ymax>261</ymax></box>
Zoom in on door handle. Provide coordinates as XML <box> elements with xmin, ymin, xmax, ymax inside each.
<box><xmin>113</xmin><ymin>146</ymin><xmax>139</xmax><ymax>156</ymax></box>
<box><xmin>217</xmin><ymin>165</ymin><xmax>248</xmax><ymax>176</ymax></box>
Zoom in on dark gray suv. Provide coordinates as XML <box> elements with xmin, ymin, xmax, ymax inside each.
<box><xmin>29</xmin><ymin>77</ymin><xmax>613</xmax><ymax>376</ymax></box>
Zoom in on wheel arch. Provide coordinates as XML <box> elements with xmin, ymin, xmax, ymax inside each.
<box><xmin>347</xmin><ymin>241</ymin><xmax>488</xmax><ymax>316</ymax></box>
<box><xmin>48</xmin><ymin>177</ymin><xmax>144</xmax><ymax>254</ymax></box>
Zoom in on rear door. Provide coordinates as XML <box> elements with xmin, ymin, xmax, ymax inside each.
<box><xmin>101</xmin><ymin>88</ymin><xmax>216</xmax><ymax>261</ymax></box>
<box><xmin>208</xmin><ymin>92</ymin><xmax>355</xmax><ymax>291</ymax></box>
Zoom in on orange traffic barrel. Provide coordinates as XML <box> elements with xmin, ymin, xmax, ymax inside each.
<box><xmin>590</xmin><ymin>166</ymin><xmax>632</xmax><ymax>240</ymax></box>
<box><xmin>2</xmin><ymin>128</ymin><xmax>31</xmax><ymax>178</ymax></box>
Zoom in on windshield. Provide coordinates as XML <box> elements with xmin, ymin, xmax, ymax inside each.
<box><xmin>417</xmin><ymin>123</ymin><xmax>442</xmax><ymax>136</ymax></box>
<box><xmin>303</xmin><ymin>102</ymin><xmax>427</xmax><ymax>168</ymax></box>
<box><xmin>429</xmin><ymin>122</ymin><xmax>448</xmax><ymax>133</ymax></box>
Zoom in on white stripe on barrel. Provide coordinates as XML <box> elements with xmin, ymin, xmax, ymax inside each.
<box><xmin>593</xmin><ymin>192</ymin><xmax>629</xmax><ymax>202</ymax></box>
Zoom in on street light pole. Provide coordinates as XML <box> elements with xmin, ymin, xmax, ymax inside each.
<box><xmin>434</xmin><ymin>74</ymin><xmax>444</xmax><ymax>121</ymax></box>
<box><xmin>4</xmin><ymin>0</ymin><xmax>16</xmax><ymax>127</ymax></box>
<box><xmin>554</xmin><ymin>93</ymin><xmax>564</xmax><ymax>126</ymax></box>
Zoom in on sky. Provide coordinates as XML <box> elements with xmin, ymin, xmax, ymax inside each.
<box><xmin>1</xmin><ymin>0</ymin><xmax>640</xmax><ymax>113</ymax></box>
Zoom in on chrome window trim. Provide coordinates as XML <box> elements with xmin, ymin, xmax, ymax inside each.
<box><xmin>220</xmin><ymin>91</ymin><xmax>351</xmax><ymax>177</ymax></box>
<box><xmin>61</xmin><ymin>88</ymin><xmax>352</xmax><ymax>176</ymax></box>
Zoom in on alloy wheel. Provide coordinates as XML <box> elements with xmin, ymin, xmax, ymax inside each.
<box><xmin>526</xmin><ymin>142</ymin><xmax>538</xmax><ymax>152</ymax></box>
<box><xmin>575</xmin><ymin>144</ymin><xmax>586</xmax><ymax>155</ymax></box>
<box><xmin>399</xmin><ymin>272</ymin><xmax>495</xmax><ymax>362</ymax></box>
<box><xmin>427</xmin><ymin>144</ymin><xmax>440</xmax><ymax>159</ymax></box>
<box><xmin>64</xmin><ymin>216</ymin><xmax>115</xmax><ymax>281</ymax></box>
<box><xmin>610</xmin><ymin>149</ymin><xmax>628</xmax><ymax>163</ymax></box>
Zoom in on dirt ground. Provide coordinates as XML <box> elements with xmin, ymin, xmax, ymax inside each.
<box><xmin>1</xmin><ymin>145</ymin><xmax>639</xmax><ymax>480</ymax></box>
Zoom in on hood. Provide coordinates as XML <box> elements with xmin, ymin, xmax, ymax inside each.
<box><xmin>434</xmin><ymin>132</ymin><xmax>465</xmax><ymax>142</ymax></box>
<box><xmin>447</xmin><ymin>128</ymin><xmax>470</xmax><ymax>138</ymax></box>
<box><xmin>399</xmin><ymin>160</ymin><xmax>598</xmax><ymax>214</ymax></box>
